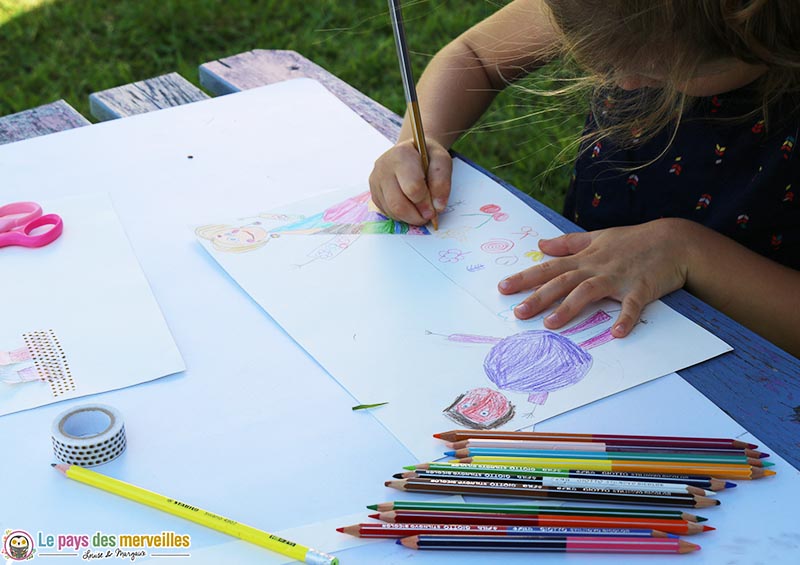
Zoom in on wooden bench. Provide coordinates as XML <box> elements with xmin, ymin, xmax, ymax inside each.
<box><xmin>2</xmin><ymin>48</ymin><xmax>798</xmax><ymax>469</ymax></box>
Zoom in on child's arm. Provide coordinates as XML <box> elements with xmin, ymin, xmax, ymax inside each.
<box><xmin>370</xmin><ymin>0</ymin><xmax>559</xmax><ymax>225</ymax></box>
<box><xmin>499</xmin><ymin>218</ymin><xmax>800</xmax><ymax>357</ymax></box>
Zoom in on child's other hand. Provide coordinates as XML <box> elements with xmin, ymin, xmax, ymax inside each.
<box><xmin>369</xmin><ymin>139</ymin><xmax>452</xmax><ymax>225</ymax></box>
<box><xmin>498</xmin><ymin>219</ymin><xmax>691</xmax><ymax>338</ymax></box>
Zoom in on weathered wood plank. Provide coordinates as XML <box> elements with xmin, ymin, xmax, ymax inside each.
<box><xmin>89</xmin><ymin>72</ymin><xmax>209</xmax><ymax>121</ymax></box>
<box><xmin>0</xmin><ymin>100</ymin><xmax>90</xmax><ymax>145</ymax></box>
<box><xmin>200</xmin><ymin>49</ymin><xmax>800</xmax><ymax>469</ymax></box>
<box><xmin>199</xmin><ymin>49</ymin><xmax>403</xmax><ymax>140</ymax></box>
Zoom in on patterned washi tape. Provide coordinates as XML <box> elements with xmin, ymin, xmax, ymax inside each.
<box><xmin>51</xmin><ymin>404</ymin><xmax>126</xmax><ymax>467</ymax></box>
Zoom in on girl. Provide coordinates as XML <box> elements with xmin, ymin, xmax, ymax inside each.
<box><xmin>369</xmin><ymin>0</ymin><xmax>800</xmax><ymax>356</ymax></box>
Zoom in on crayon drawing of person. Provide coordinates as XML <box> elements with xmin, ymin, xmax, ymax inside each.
<box><xmin>437</xmin><ymin>310</ymin><xmax>614</xmax><ymax>424</ymax></box>
<box><xmin>195</xmin><ymin>222</ymin><xmax>277</xmax><ymax>253</ymax></box>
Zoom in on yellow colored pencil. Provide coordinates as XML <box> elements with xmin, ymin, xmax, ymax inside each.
<box><xmin>52</xmin><ymin>464</ymin><xmax>337</xmax><ymax>564</ymax></box>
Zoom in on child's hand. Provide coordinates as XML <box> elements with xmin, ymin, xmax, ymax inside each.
<box><xmin>498</xmin><ymin>219</ymin><xmax>691</xmax><ymax>338</ymax></box>
<box><xmin>369</xmin><ymin>139</ymin><xmax>453</xmax><ymax>225</ymax></box>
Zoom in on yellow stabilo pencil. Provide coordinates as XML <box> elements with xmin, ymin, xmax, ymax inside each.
<box><xmin>52</xmin><ymin>464</ymin><xmax>337</xmax><ymax>564</ymax></box>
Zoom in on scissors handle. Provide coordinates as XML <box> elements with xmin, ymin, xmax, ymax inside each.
<box><xmin>0</xmin><ymin>213</ymin><xmax>63</xmax><ymax>248</ymax></box>
<box><xmin>0</xmin><ymin>201</ymin><xmax>42</xmax><ymax>232</ymax></box>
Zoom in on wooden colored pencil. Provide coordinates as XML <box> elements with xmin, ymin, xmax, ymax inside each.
<box><xmin>434</xmin><ymin>430</ymin><xmax>757</xmax><ymax>449</ymax></box>
<box><xmin>367</xmin><ymin>501</ymin><xmax>706</xmax><ymax>522</ymax></box>
<box><xmin>448</xmin><ymin>447</ymin><xmax>764</xmax><ymax>466</ymax></box>
<box><xmin>447</xmin><ymin>439</ymin><xmax>766</xmax><ymax>458</ymax></box>
<box><xmin>373</xmin><ymin>511</ymin><xmax>714</xmax><ymax>535</ymax></box>
<box><xmin>385</xmin><ymin>478</ymin><xmax>720</xmax><ymax>507</ymax></box>
<box><xmin>398</xmin><ymin>534</ymin><xmax>701</xmax><ymax>553</ymax></box>
<box><xmin>337</xmin><ymin>523</ymin><xmax>673</xmax><ymax>539</ymax></box>
<box><xmin>388</xmin><ymin>0</ymin><xmax>438</xmax><ymax>230</ymax></box>
<box><xmin>456</xmin><ymin>456</ymin><xmax>774</xmax><ymax>479</ymax></box>
<box><xmin>395</xmin><ymin>470</ymin><xmax>714</xmax><ymax>496</ymax></box>
<box><xmin>406</xmin><ymin>463</ymin><xmax>734</xmax><ymax>490</ymax></box>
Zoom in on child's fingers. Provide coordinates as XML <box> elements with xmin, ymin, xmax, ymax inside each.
<box><xmin>381</xmin><ymin>176</ymin><xmax>427</xmax><ymax>225</ymax></box>
<box><xmin>612</xmin><ymin>288</ymin><xmax>648</xmax><ymax>337</ymax></box>
<box><xmin>512</xmin><ymin>270</ymin><xmax>587</xmax><ymax>320</ymax></box>
<box><xmin>539</xmin><ymin>232</ymin><xmax>593</xmax><ymax>257</ymax></box>
<box><xmin>541</xmin><ymin>275</ymin><xmax>614</xmax><ymax>329</ymax></box>
<box><xmin>498</xmin><ymin>257</ymin><xmax>575</xmax><ymax>295</ymax></box>
<box><xmin>395</xmin><ymin>164</ymin><xmax>435</xmax><ymax>221</ymax></box>
<box><xmin>428</xmin><ymin>146</ymin><xmax>453</xmax><ymax>213</ymax></box>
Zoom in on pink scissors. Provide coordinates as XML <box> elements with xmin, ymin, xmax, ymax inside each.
<box><xmin>0</xmin><ymin>202</ymin><xmax>63</xmax><ymax>248</ymax></box>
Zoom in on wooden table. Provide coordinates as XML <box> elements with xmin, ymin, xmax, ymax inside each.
<box><xmin>2</xmin><ymin>49</ymin><xmax>798</xmax><ymax>471</ymax></box>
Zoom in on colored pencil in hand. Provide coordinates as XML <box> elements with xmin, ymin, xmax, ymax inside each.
<box><xmin>387</xmin><ymin>0</ymin><xmax>438</xmax><ymax>230</ymax></box>
<box><xmin>398</xmin><ymin>534</ymin><xmax>701</xmax><ymax>554</ymax></box>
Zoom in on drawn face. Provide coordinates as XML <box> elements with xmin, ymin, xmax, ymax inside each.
<box><xmin>443</xmin><ymin>387</ymin><xmax>515</xmax><ymax>429</ymax></box>
<box><xmin>216</xmin><ymin>226</ymin><xmax>268</xmax><ymax>246</ymax></box>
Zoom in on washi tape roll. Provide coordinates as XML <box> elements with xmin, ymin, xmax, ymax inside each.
<box><xmin>51</xmin><ymin>404</ymin><xmax>126</xmax><ymax>467</ymax></box>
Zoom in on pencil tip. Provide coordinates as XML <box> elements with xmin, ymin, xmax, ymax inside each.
<box><xmin>50</xmin><ymin>463</ymin><xmax>56</xmax><ymax>467</ymax></box>
<box><xmin>392</xmin><ymin>473</ymin><xmax>402</xmax><ymax>479</ymax></box>
<box><xmin>335</xmin><ymin>527</ymin><xmax>343</xmax><ymax>533</ymax></box>
<box><xmin>402</xmin><ymin>465</ymin><xmax>415</xmax><ymax>470</ymax></box>
<box><xmin>368</xmin><ymin>513</ymin><xmax>380</xmax><ymax>519</ymax></box>
<box><xmin>383</xmin><ymin>480</ymin><xmax>392</xmax><ymax>487</ymax></box>
<box><xmin>713</xmin><ymin>499</ymin><xmax>721</xmax><ymax>505</ymax></box>
<box><xmin>759</xmin><ymin>453</ymin><xmax>770</xmax><ymax>458</ymax></box>
<box><xmin>764</xmin><ymin>469</ymin><xmax>777</xmax><ymax>476</ymax></box>
<box><xmin>725</xmin><ymin>481</ymin><xmax>737</xmax><ymax>488</ymax></box>
<box><xmin>432</xmin><ymin>433</ymin><xmax>442</xmax><ymax>439</ymax></box>
<box><xmin>366</xmin><ymin>504</ymin><xmax>378</xmax><ymax>510</ymax></box>
<box><xmin>696</xmin><ymin>516</ymin><xmax>708</xmax><ymax>522</ymax></box>
<box><xmin>763</xmin><ymin>461</ymin><xmax>775</xmax><ymax>467</ymax></box>
<box><xmin>395</xmin><ymin>539</ymin><xmax>402</xmax><ymax>545</ymax></box>
<box><xmin>703</xmin><ymin>525</ymin><xmax>716</xmax><ymax>532</ymax></box>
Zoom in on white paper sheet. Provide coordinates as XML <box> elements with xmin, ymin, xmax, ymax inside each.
<box><xmin>197</xmin><ymin>171</ymin><xmax>732</xmax><ymax>462</ymax></box>
<box><xmin>0</xmin><ymin>194</ymin><xmax>184</xmax><ymax>415</ymax></box>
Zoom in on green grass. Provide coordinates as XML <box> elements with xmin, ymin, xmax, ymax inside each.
<box><xmin>0</xmin><ymin>0</ymin><xmax>584</xmax><ymax>209</ymax></box>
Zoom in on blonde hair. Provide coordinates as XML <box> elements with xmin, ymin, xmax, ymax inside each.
<box><xmin>195</xmin><ymin>224</ymin><xmax>269</xmax><ymax>253</ymax></box>
<box><xmin>542</xmin><ymin>0</ymin><xmax>800</xmax><ymax>146</ymax></box>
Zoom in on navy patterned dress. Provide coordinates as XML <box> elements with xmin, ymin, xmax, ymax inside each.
<box><xmin>564</xmin><ymin>89</ymin><xmax>800</xmax><ymax>270</ymax></box>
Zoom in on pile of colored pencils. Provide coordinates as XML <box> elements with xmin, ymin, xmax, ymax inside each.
<box><xmin>337</xmin><ymin>429</ymin><xmax>776</xmax><ymax>555</ymax></box>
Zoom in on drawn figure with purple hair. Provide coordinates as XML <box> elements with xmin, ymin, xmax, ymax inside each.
<box><xmin>434</xmin><ymin>310</ymin><xmax>614</xmax><ymax>425</ymax></box>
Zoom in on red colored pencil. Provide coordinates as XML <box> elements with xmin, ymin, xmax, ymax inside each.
<box><xmin>398</xmin><ymin>534</ymin><xmax>701</xmax><ymax>553</ymax></box>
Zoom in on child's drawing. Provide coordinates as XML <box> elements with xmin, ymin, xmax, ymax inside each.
<box><xmin>467</xmin><ymin>264</ymin><xmax>486</xmax><ymax>273</ymax></box>
<box><xmin>443</xmin><ymin>387</ymin><xmax>515</xmax><ymax>429</ymax></box>
<box><xmin>462</xmin><ymin>204</ymin><xmax>509</xmax><ymax>229</ymax></box>
<box><xmin>435</xmin><ymin>310</ymin><xmax>614</xmax><ymax>425</ymax></box>
<box><xmin>195</xmin><ymin>222</ymin><xmax>279</xmax><ymax>253</ymax></box>
<box><xmin>272</xmin><ymin>191</ymin><xmax>431</xmax><ymax>236</ymax></box>
<box><xmin>495</xmin><ymin>255</ymin><xmax>518</xmax><ymax>266</ymax></box>
<box><xmin>481</xmin><ymin>238</ymin><xmax>515</xmax><ymax>254</ymax></box>
<box><xmin>294</xmin><ymin>234</ymin><xmax>360</xmax><ymax>268</ymax></box>
<box><xmin>513</xmin><ymin>226</ymin><xmax>538</xmax><ymax>240</ymax></box>
<box><xmin>524</xmin><ymin>250</ymin><xmax>545</xmax><ymax>262</ymax></box>
<box><xmin>438</xmin><ymin>249</ymin><xmax>470</xmax><ymax>263</ymax></box>
<box><xmin>434</xmin><ymin>226</ymin><xmax>471</xmax><ymax>242</ymax></box>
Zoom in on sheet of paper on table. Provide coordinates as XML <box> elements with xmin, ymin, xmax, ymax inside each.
<box><xmin>0</xmin><ymin>194</ymin><xmax>184</xmax><ymax>416</ymax></box>
<box><xmin>197</xmin><ymin>164</ymin><xmax>731</xmax><ymax>462</ymax></box>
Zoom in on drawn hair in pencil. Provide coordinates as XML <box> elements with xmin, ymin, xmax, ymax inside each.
<box><xmin>443</xmin><ymin>387</ymin><xmax>515</xmax><ymax>429</ymax></box>
<box><xmin>195</xmin><ymin>223</ymin><xmax>275</xmax><ymax>253</ymax></box>
<box><xmin>436</xmin><ymin>310</ymin><xmax>614</xmax><ymax>426</ymax></box>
